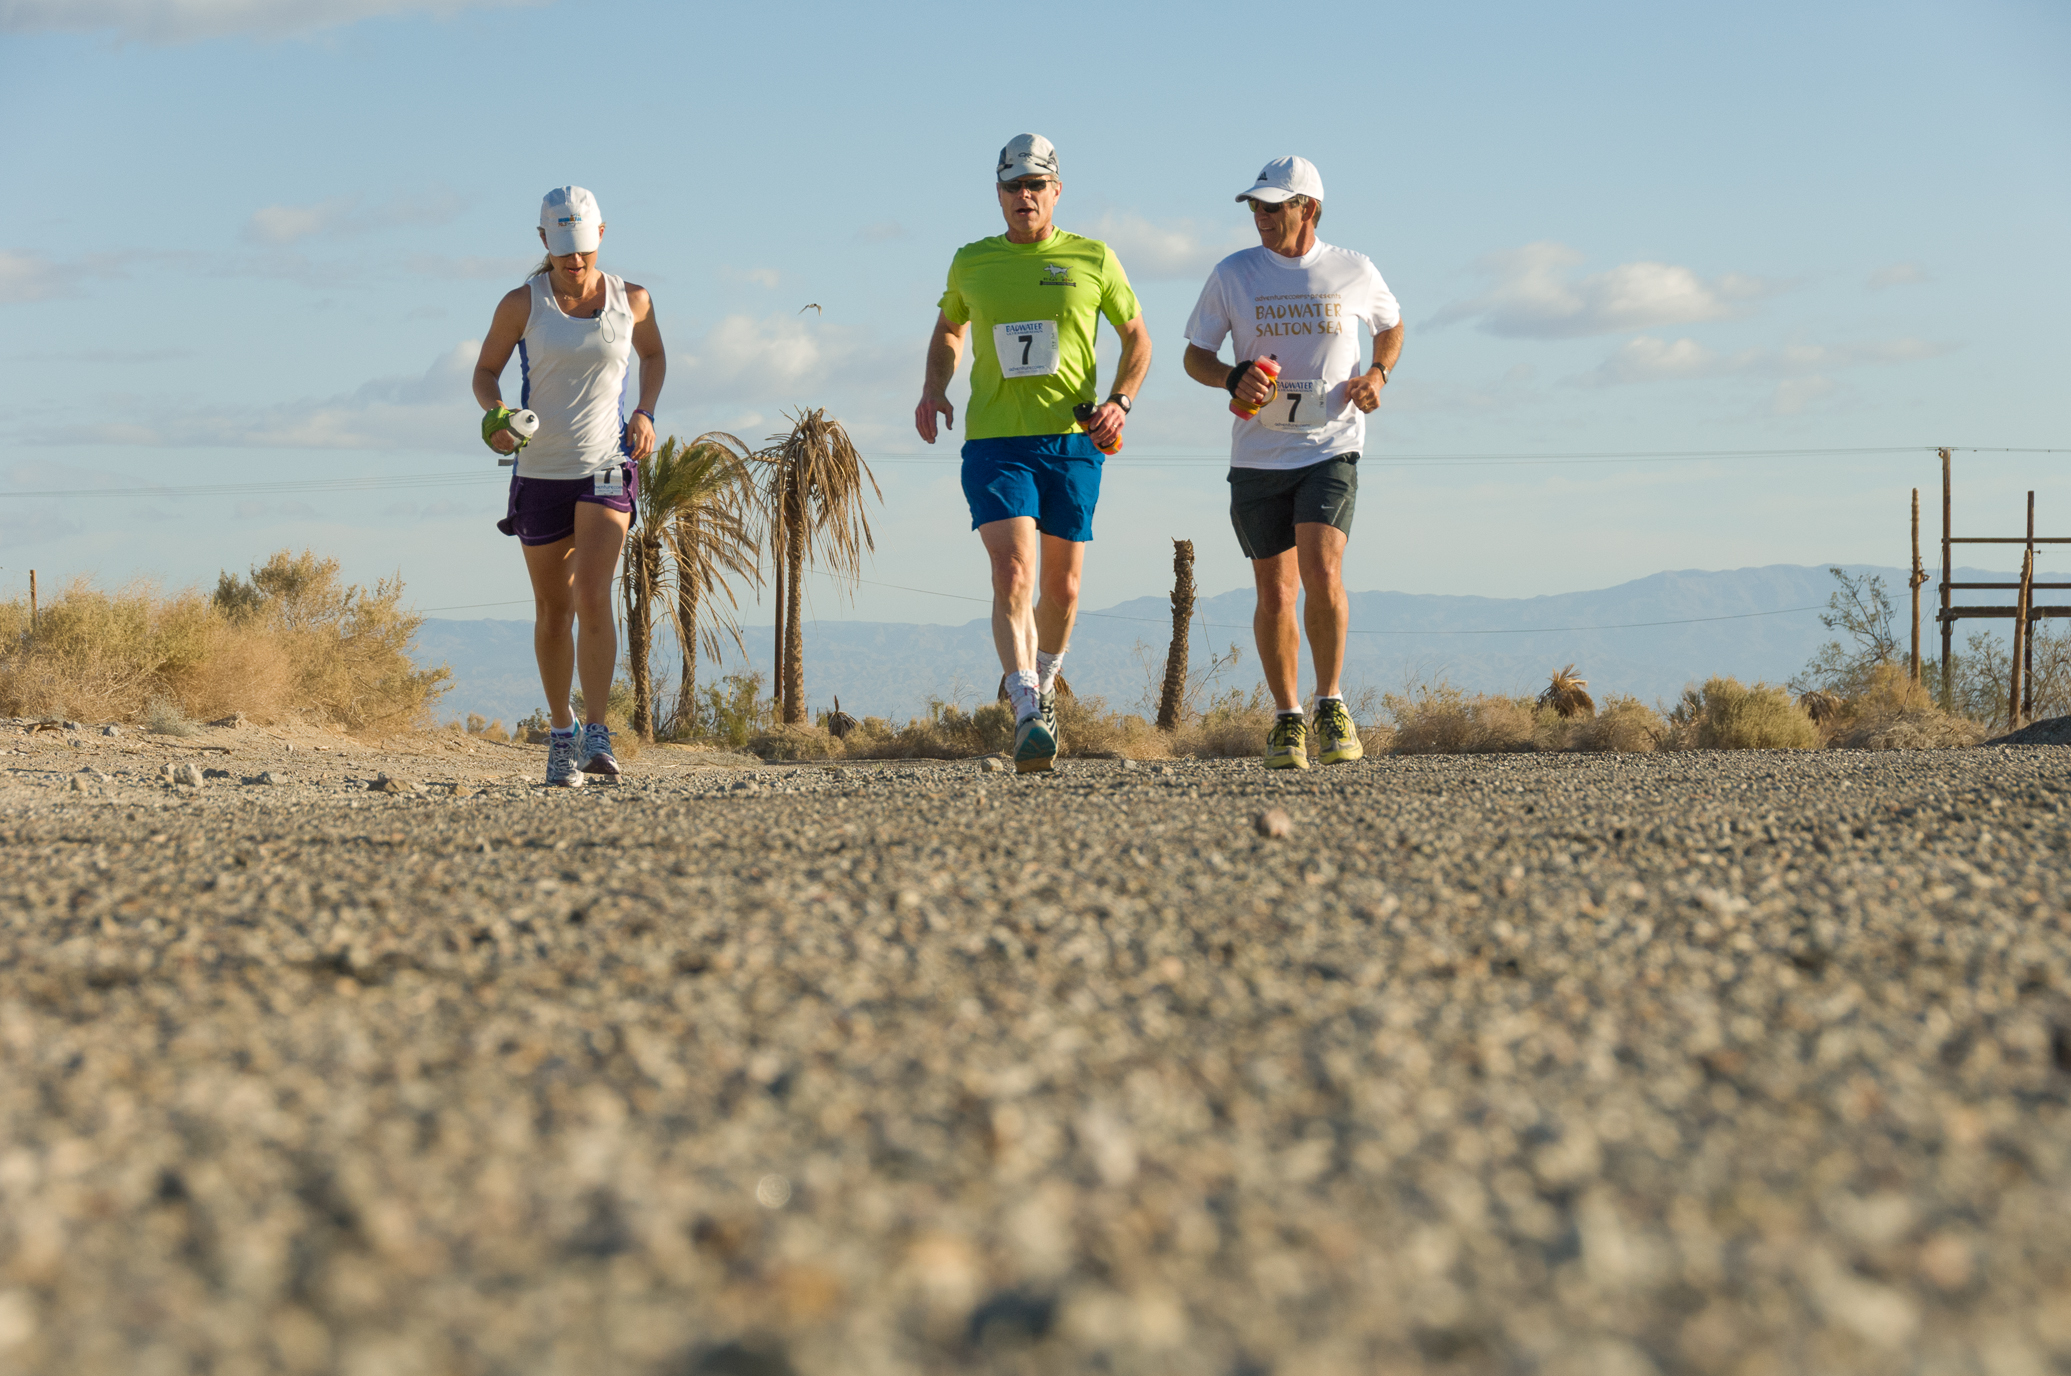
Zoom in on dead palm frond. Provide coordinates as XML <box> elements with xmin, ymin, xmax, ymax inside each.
<box><xmin>653</xmin><ymin>433</ymin><xmax>762</xmax><ymax>732</ymax></box>
<box><xmin>827</xmin><ymin>694</ymin><xmax>858</xmax><ymax>740</ymax></box>
<box><xmin>762</xmin><ymin>409</ymin><xmax>880</xmax><ymax>724</ymax></box>
<box><xmin>1538</xmin><ymin>664</ymin><xmax>1596</xmax><ymax>719</ymax></box>
<box><xmin>1798</xmin><ymin>689</ymin><xmax>1843</xmax><ymax>725</ymax></box>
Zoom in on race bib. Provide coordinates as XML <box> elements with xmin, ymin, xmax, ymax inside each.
<box><xmin>592</xmin><ymin>466</ymin><xmax>625</xmax><ymax>497</ymax></box>
<box><xmin>1259</xmin><ymin>378</ymin><xmax>1331</xmax><ymax>432</ymax></box>
<box><xmin>993</xmin><ymin>320</ymin><xmax>1061</xmax><ymax>378</ymax></box>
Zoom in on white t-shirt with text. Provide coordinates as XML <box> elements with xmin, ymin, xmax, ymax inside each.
<box><xmin>1184</xmin><ymin>241</ymin><xmax>1401</xmax><ymax>471</ymax></box>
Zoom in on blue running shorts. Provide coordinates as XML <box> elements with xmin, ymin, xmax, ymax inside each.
<box><xmin>960</xmin><ymin>434</ymin><xmax>1105</xmax><ymax>543</ymax></box>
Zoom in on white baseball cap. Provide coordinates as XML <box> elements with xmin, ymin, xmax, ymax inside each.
<box><xmin>539</xmin><ymin>186</ymin><xmax>603</xmax><ymax>254</ymax></box>
<box><xmin>1236</xmin><ymin>156</ymin><xmax>1324</xmax><ymax>205</ymax></box>
<box><xmin>997</xmin><ymin>133</ymin><xmax>1060</xmax><ymax>183</ymax></box>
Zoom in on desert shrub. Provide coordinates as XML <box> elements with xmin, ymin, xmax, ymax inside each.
<box><xmin>0</xmin><ymin>553</ymin><xmax>447</xmax><ymax>731</ymax></box>
<box><xmin>145</xmin><ymin>696</ymin><xmax>198</xmax><ymax>737</ymax></box>
<box><xmin>1793</xmin><ymin>567</ymin><xmax>1902</xmax><ymax>700</ymax></box>
<box><xmin>514</xmin><ymin>709</ymin><xmax>551</xmax><ymax>744</ymax></box>
<box><xmin>1826</xmin><ymin>662</ymin><xmax>1982</xmax><ymax>749</ymax></box>
<box><xmin>1675</xmin><ymin>676</ymin><xmax>1820</xmax><ymax>750</ymax></box>
<box><xmin>1386</xmin><ymin>681</ymin><xmax>1538</xmax><ymax>754</ymax></box>
<box><xmin>749</xmin><ymin>724</ymin><xmax>845</xmax><ymax>760</ymax></box>
<box><xmin>460</xmin><ymin>712</ymin><xmax>512</xmax><ymax>743</ymax></box>
<box><xmin>1054</xmin><ymin>693</ymin><xmax>1170</xmax><ymax>759</ymax></box>
<box><xmin>1169</xmin><ymin>684</ymin><xmax>1278</xmax><ymax>758</ymax></box>
<box><xmin>1568</xmin><ymin>695</ymin><xmax>1668</xmax><ymax>753</ymax></box>
<box><xmin>670</xmin><ymin>672</ymin><xmax>775</xmax><ymax>747</ymax></box>
<box><xmin>842</xmin><ymin>699</ymin><xmax>1015</xmax><ymax>760</ymax></box>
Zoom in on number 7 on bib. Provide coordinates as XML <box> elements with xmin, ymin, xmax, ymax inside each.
<box><xmin>993</xmin><ymin>320</ymin><xmax>1061</xmax><ymax>378</ymax></box>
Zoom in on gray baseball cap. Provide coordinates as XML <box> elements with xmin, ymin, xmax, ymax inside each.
<box><xmin>997</xmin><ymin>133</ymin><xmax>1060</xmax><ymax>182</ymax></box>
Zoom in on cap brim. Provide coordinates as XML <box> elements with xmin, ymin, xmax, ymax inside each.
<box><xmin>998</xmin><ymin>160</ymin><xmax>1058</xmax><ymax>182</ymax></box>
<box><xmin>1236</xmin><ymin>187</ymin><xmax>1300</xmax><ymax>204</ymax></box>
<box><xmin>542</xmin><ymin>226</ymin><xmax>602</xmax><ymax>254</ymax></box>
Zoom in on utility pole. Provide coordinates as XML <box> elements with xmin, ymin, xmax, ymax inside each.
<box><xmin>1939</xmin><ymin>448</ymin><xmax>1953</xmax><ymax>710</ymax></box>
<box><xmin>1910</xmin><ymin>488</ymin><xmax>1926</xmax><ymax>684</ymax></box>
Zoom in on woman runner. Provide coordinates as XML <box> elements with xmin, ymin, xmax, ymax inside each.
<box><xmin>472</xmin><ymin>185</ymin><xmax>665</xmax><ymax>787</ymax></box>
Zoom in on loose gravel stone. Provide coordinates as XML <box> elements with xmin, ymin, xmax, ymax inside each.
<box><xmin>1254</xmin><ymin>805</ymin><xmax>1294</xmax><ymax>838</ymax></box>
<box><xmin>0</xmin><ymin>744</ymin><xmax>2067</xmax><ymax>1375</ymax></box>
<box><xmin>167</xmin><ymin>761</ymin><xmax>204</xmax><ymax>787</ymax></box>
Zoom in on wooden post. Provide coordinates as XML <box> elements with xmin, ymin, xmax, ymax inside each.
<box><xmin>1939</xmin><ymin>449</ymin><xmax>1953</xmax><ymax>710</ymax></box>
<box><xmin>27</xmin><ymin>570</ymin><xmax>35</xmax><ymax>634</ymax></box>
<box><xmin>1909</xmin><ymin>488</ymin><xmax>1925</xmax><ymax>684</ymax></box>
<box><xmin>2024</xmin><ymin>491</ymin><xmax>2037</xmax><ymax>723</ymax></box>
<box><xmin>2009</xmin><ymin>545</ymin><xmax>2033</xmax><ymax>730</ymax></box>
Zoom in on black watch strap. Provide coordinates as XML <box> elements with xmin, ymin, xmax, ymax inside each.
<box><xmin>1107</xmin><ymin>393</ymin><xmax>1132</xmax><ymax>413</ymax></box>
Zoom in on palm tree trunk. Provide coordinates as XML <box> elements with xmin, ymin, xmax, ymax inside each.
<box><xmin>771</xmin><ymin>529</ymin><xmax>786</xmax><ymax>718</ymax></box>
<box><xmin>674</xmin><ymin>559</ymin><xmax>698</xmax><ymax>735</ymax></box>
<box><xmin>1158</xmin><ymin>539</ymin><xmax>1195</xmax><ymax>731</ymax></box>
<box><xmin>626</xmin><ymin>535</ymin><xmax>654</xmax><ymax>739</ymax></box>
<box><xmin>783</xmin><ymin>510</ymin><xmax>806</xmax><ymax>724</ymax></box>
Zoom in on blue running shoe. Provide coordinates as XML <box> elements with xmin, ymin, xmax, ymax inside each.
<box><xmin>579</xmin><ymin>723</ymin><xmax>620</xmax><ymax>777</ymax></box>
<box><xmin>1014</xmin><ymin>714</ymin><xmax>1057</xmax><ymax>774</ymax></box>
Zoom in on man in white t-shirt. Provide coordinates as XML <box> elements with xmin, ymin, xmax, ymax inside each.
<box><xmin>1182</xmin><ymin>156</ymin><xmax>1404</xmax><ymax>770</ymax></box>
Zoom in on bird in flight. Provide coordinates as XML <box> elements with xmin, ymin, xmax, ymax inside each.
<box><xmin>799</xmin><ymin>303</ymin><xmax>822</xmax><ymax>315</ymax></box>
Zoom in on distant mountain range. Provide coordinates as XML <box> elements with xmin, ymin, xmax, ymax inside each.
<box><xmin>411</xmin><ymin>563</ymin><xmax>2002</xmax><ymax>726</ymax></box>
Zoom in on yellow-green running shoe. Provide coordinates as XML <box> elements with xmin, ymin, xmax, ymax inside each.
<box><xmin>1014</xmin><ymin>714</ymin><xmax>1058</xmax><ymax>774</ymax></box>
<box><xmin>1315</xmin><ymin>697</ymin><xmax>1364</xmax><ymax>764</ymax></box>
<box><xmin>1264</xmin><ymin>713</ymin><xmax>1310</xmax><ymax>770</ymax></box>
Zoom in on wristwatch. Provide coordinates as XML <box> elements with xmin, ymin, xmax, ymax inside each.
<box><xmin>1107</xmin><ymin>393</ymin><xmax>1132</xmax><ymax>413</ymax></box>
<box><xmin>1369</xmin><ymin>365</ymin><xmax>1390</xmax><ymax>384</ymax></box>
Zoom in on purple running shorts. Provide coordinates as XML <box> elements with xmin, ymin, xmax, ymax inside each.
<box><xmin>496</xmin><ymin>461</ymin><xmax>638</xmax><ymax>546</ymax></box>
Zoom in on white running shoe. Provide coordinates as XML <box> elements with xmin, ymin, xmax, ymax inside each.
<box><xmin>545</xmin><ymin>730</ymin><xmax>585</xmax><ymax>788</ymax></box>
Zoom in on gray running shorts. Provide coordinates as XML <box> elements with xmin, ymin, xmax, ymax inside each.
<box><xmin>1227</xmin><ymin>454</ymin><xmax>1358</xmax><ymax>560</ymax></box>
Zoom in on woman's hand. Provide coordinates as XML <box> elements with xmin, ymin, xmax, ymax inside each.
<box><xmin>624</xmin><ymin>410</ymin><xmax>656</xmax><ymax>462</ymax></box>
<box><xmin>488</xmin><ymin>425</ymin><xmax>518</xmax><ymax>455</ymax></box>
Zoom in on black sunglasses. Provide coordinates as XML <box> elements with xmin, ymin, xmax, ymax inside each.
<box><xmin>1244</xmin><ymin>197</ymin><xmax>1295</xmax><ymax>215</ymax></box>
<box><xmin>1000</xmin><ymin>178</ymin><xmax>1054</xmax><ymax>195</ymax></box>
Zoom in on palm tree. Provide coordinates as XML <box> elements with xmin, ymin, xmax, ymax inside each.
<box><xmin>622</xmin><ymin>435</ymin><xmax>760</xmax><ymax>740</ymax></box>
<box><xmin>761</xmin><ymin>409</ymin><xmax>879</xmax><ymax>724</ymax></box>
<box><xmin>662</xmin><ymin>433</ymin><xmax>761</xmax><ymax>732</ymax></box>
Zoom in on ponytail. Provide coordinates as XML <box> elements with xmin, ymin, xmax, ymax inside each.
<box><xmin>529</xmin><ymin>256</ymin><xmax>553</xmax><ymax>279</ymax></box>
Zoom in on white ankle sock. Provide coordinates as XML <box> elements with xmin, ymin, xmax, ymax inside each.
<box><xmin>1008</xmin><ymin>669</ymin><xmax>1042</xmax><ymax>721</ymax></box>
<box><xmin>1036</xmin><ymin>647</ymin><xmax>1068</xmax><ymax>694</ymax></box>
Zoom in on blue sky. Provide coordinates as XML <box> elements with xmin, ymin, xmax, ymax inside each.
<box><xmin>2</xmin><ymin>0</ymin><xmax>2067</xmax><ymax>626</ymax></box>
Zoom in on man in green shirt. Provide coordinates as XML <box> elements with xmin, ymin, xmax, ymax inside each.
<box><xmin>915</xmin><ymin>133</ymin><xmax>1152</xmax><ymax>774</ymax></box>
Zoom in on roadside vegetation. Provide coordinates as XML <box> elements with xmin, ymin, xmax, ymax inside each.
<box><xmin>0</xmin><ymin>551</ymin><xmax>447</xmax><ymax>732</ymax></box>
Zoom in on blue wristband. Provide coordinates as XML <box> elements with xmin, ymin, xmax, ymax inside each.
<box><xmin>632</xmin><ymin>408</ymin><xmax>655</xmax><ymax>424</ymax></box>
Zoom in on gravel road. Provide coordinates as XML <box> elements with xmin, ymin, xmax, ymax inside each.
<box><xmin>2</xmin><ymin>721</ymin><xmax>2068</xmax><ymax>1375</ymax></box>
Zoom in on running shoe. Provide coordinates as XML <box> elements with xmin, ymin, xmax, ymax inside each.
<box><xmin>1263</xmin><ymin>713</ymin><xmax>1311</xmax><ymax>770</ymax></box>
<box><xmin>1038</xmin><ymin>687</ymin><xmax>1061</xmax><ymax>754</ymax></box>
<box><xmin>545</xmin><ymin>730</ymin><xmax>585</xmax><ymax>788</ymax></box>
<box><xmin>579</xmin><ymin>723</ymin><xmax>621</xmax><ymax>777</ymax></box>
<box><xmin>1314</xmin><ymin>698</ymin><xmax>1364</xmax><ymax>765</ymax></box>
<box><xmin>1014</xmin><ymin>714</ymin><xmax>1058</xmax><ymax>774</ymax></box>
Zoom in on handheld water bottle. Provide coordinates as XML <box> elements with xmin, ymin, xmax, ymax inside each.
<box><xmin>1228</xmin><ymin>356</ymin><xmax>1281</xmax><ymax>419</ymax></box>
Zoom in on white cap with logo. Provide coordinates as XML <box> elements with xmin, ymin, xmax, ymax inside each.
<box><xmin>1235</xmin><ymin>156</ymin><xmax>1324</xmax><ymax>205</ymax></box>
<box><xmin>997</xmin><ymin>133</ymin><xmax>1060</xmax><ymax>183</ymax></box>
<box><xmin>539</xmin><ymin>186</ymin><xmax>603</xmax><ymax>254</ymax></box>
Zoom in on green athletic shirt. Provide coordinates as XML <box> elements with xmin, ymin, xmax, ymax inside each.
<box><xmin>937</xmin><ymin>229</ymin><xmax>1141</xmax><ymax>440</ymax></box>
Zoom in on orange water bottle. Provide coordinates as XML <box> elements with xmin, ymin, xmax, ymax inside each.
<box><xmin>1229</xmin><ymin>356</ymin><xmax>1281</xmax><ymax>419</ymax></box>
<box><xmin>1072</xmin><ymin>402</ymin><xmax>1122</xmax><ymax>456</ymax></box>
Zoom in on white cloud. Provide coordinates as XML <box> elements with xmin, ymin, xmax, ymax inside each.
<box><xmin>1867</xmin><ymin>262</ymin><xmax>1928</xmax><ymax>291</ymax></box>
<box><xmin>0</xmin><ymin>250</ymin><xmax>70</xmax><ymax>303</ymax></box>
<box><xmin>0</xmin><ymin>0</ymin><xmax>545</xmax><ymax>43</ymax></box>
<box><xmin>723</xmin><ymin>267</ymin><xmax>781</xmax><ymax>289</ymax></box>
<box><xmin>245</xmin><ymin>188</ymin><xmax>464</xmax><ymax>245</ymax></box>
<box><xmin>1583</xmin><ymin>334</ymin><xmax>1945</xmax><ymax>387</ymax></box>
<box><xmin>246</xmin><ymin>196</ymin><xmax>357</xmax><ymax>245</ymax></box>
<box><xmin>1083</xmin><ymin>211</ymin><xmax>1250</xmax><ymax>281</ymax></box>
<box><xmin>39</xmin><ymin>340</ymin><xmax>482</xmax><ymax>448</ymax></box>
<box><xmin>1432</xmin><ymin>242</ymin><xmax>1785</xmax><ymax>339</ymax></box>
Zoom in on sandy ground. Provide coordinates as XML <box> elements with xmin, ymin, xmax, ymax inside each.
<box><xmin>1</xmin><ymin>718</ymin><xmax>2069</xmax><ymax>1375</ymax></box>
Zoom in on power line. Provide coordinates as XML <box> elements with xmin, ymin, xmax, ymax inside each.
<box><xmin>10</xmin><ymin>443</ymin><xmax>2066</xmax><ymax>498</ymax></box>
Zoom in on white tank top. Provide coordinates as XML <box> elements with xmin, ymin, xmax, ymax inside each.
<box><xmin>516</xmin><ymin>271</ymin><xmax>636</xmax><ymax>479</ymax></box>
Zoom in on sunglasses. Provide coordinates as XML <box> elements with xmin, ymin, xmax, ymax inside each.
<box><xmin>1244</xmin><ymin>197</ymin><xmax>1296</xmax><ymax>214</ymax></box>
<box><xmin>1000</xmin><ymin>179</ymin><xmax>1054</xmax><ymax>195</ymax></box>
